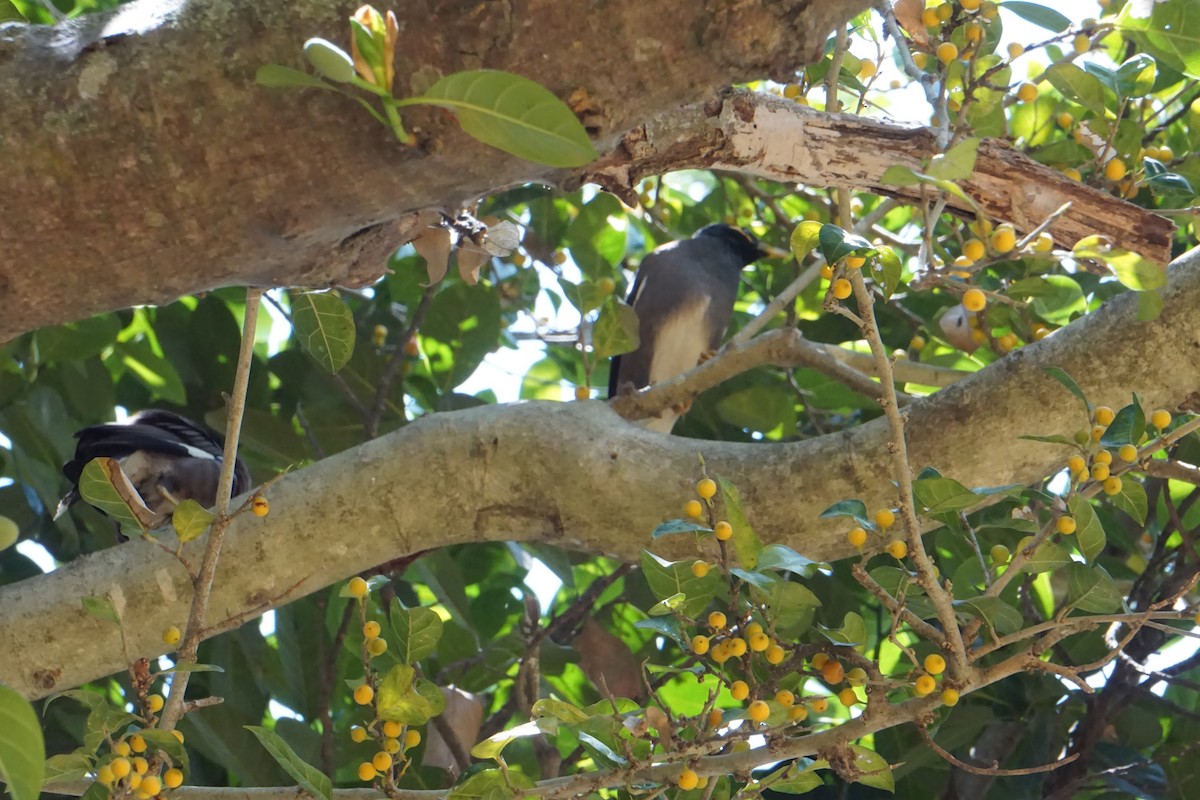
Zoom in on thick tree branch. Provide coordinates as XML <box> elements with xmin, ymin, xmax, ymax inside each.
<box><xmin>4</xmin><ymin>249</ymin><xmax>1200</xmax><ymax>699</ymax></box>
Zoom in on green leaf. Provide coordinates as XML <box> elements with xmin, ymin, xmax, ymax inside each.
<box><xmin>718</xmin><ymin>476</ymin><xmax>765</xmax><ymax>569</ymax></box>
<box><xmin>172</xmin><ymin>499</ymin><xmax>214</xmax><ymax>543</ymax></box>
<box><xmin>817</xmin><ymin>224</ymin><xmax>873</xmax><ymax>265</ymax></box>
<box><xmin>816</xmin><ymin>612</ymin><xmax>867</xmax><ymax>646</ymax></box>
<box><xmin>1042</xmin><ymin>367</ymin><xmax>1088</xmax><ymax>409</ymax></box>
<box><xmin>255</xmin><ymin>64</ymin><xmax>335</xmax><ymax>91</ymax></box>
<box><xmin>0</xmin><ymin>515</ymin><xmax>17</xmax><ymax>552</ymax></box>
<box><xmin>913</xmin><ymin>475</ymin><xmax>978</xmax><ymax>513</ymax></box>
<box><xmin>769</xmin><ymin>759</ymin><xmax>827</xmax><ymax>794</ymax></box>
<box><xmin>756</xmin><ymin>544</ymin><xmax>823</xmax><ymax>578</ymax></box>
<box><xmin>1136</xmin><ymin>289</ymin><xmax>1164</xmax><ymax>322</ymax></box>
<box><xmin>1019</xmin><ymin>434</ymin><xmax>1077</xmax><ymax>446</ymax></box>
<box><xmin>873</xmin><ymin>246</ymin><xmax>904</xmax><ymax>301</ymax></box>
<box><xmin>592</xmin><ymin>297</ymin><xmax>639</xmax><ymax>359</ymax></box>
<box><xmin>1044</xmin><ymin>63</ymin><xmax>1108</xmax><ymax>116</ymax></box>
<box><xmin>633</xmin><ymin>616</ymin><xmax>689</xmax><ymax>648</ymax></box>
<box><xmin>1008</xmin><ymin>275</ymin><xmax>1086</xmax><ymax>325</ymax></box>
<box><xmin>1066</xmin><ymin>563</ymin><xmax>1123</xmax><ymax>613</ymax></box>
<box><xmin>1019</xmin><ymin>539</ymin><xmax>1073</xmax><ymax>573</ymax></box>
<box><xmin>881</xmin><ymin>165</ymin><xmax>921</xmax><ymax>186</ymax></box>
<box><xmin>926</xmin><ymin>137</ymin><xmax>979</xmax><ymax>180</ymax></box>
<box><xmin>42</xmin><ymin>753</ymin><xmax>91</xmax><ymax>787</ymax></box>
<box><xmin>560</xmin><ymin>279</ymin><xmax>608</xmax><ymax>316</ymax></box>
<box><xmin>448</xmin><ymin>767</ymin><xmax>534</xmax><ymax>799</ymax></box>
<box><xmin>639</xmin><ymin>551</ymin><xmax>719</xmax><ymax>619</ymax></box>
<box><xmin>1116</xmin><ymin>0</ymin><xmax>1200</xmax><ymax>79</ymax></box>
<box><xmin>1101</xmin><ymin>402</ymin><xmax>1146</xmax><ymax>447</ymax></box>
<box><xmin>953</xmin><ymin>595</ymin><xmax>1022</xmax><ymax>635</ymax></box>
<box><xmin>790</xmin><ymin>220</ymin><xmax>824</xmax><ymax>261</ymax></box>
<box><xmin>647</xmin><ymin>592</ymin><xmax>687</xmax><ymax>615</ymax></box>
<box><xmin>245</xmin><ymin>726</ymin><xmax>331</xmax><ymax>800</ymax></box>
<box><xmin>1108</xmin><ymin>250</ymin><xmax>1166</xmax><ymax>291</ymax></box>
<box><xmin>0</xmin><ymin>685</ymin><xmax>45</xmax><ymax>800</ymax></box>
<box><xmin>81</xmin><ymin>596</ymin><xmax>120</xmax><ymax>626</ymax></box>
<box><xmin>374</xmin><ymin>664</ymin><xmax>447</xmax><ymax>726</ymax></box>
<box><xmin>470</xmin><ymin>720</ymin><xmax>546</xmax><ymax>760</ymax></box>
<box><xmin>292</xmin><ymin>292</ymin><xmax>356</xmax><ymax>374</ymax></box>
<box><xmin>1002</xmin><ymin>1</ymin><xmax>1071</xmax><ymax>32</ymax></box>
<box><xmin>819</xmin><ymin>499</ymin><xmax>870</xmax><ymax>528</ymax></box>
<box><xmin>531</xmin><ymin>698</ymin><xmax>589</xmax><ymax>724</ymax></box>
<box><xmin>650</xmin><ymin>519</ymin><xmax>713</xmax><ymax>538</ymax></box>
<box><xmin>751</xmin><ymin>576</ymin><xmax>821</xmax><ymax>638</ymax></box>
<box><xmin>78</xmin><ymin>457</ymin><xmax>149</xmax><ymax>532</ymax></box>
<box><xmin>1110</xmin><ymin>480</ymin><xmax>1149</xmax><ymax>525</ymax></box>
<box><xmin>1069</xmin><ymin>495</ymin><xmax>1106</xmax><ymax>565</ymax></box>
<box><xmin>1116</xmin><ymin>54</ymin><xmax>1158</xmax><ymax>97</ymax></box>
<box><xmin>389</xmin><ymin>601</ymin><xmax>444</xmax><ymax>664</ymax></box>
<box><xmin>302</xmin><ymin>38</ymin><xmax>356</xmax><ymax>83</ymax></box>
<box><xmin>136</xmin><ymin>729</ymin><xmax>190</xmax><ymax>776</ymax></box>
<box><xmin>849</xmin><ymin>744</ymin><xmax>895</xmax><ymax>792</ymax></box>
<box><xmin>413</xmin><ymin>70</ymin><xmax>597</xmax><ymax>168</ymax></box>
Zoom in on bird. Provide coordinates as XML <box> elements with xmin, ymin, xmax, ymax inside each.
<box><xmin>608</xmin><ymin>224</ymin><xmax>765</xmax><ymax>432</ymax></box>
<box><xmin>56</xmin><ymin>409</ymin><xmax>251</xmax><ymax>528</ymax></box>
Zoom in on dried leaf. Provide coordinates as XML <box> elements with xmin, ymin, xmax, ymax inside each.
<box><xmin>456</xmin><ymin>250</ymin><xmax>489</xmax><ymax>285</ymax></box>
<box><xmin>412</xmin><ymin>227</ymin><xmax>452</xmax><ymax>284</ymax></box>
<box><xmin>893</xmin><ymin>0</ymin><xmax>928</xmax><ymax>47</ymax></box>
<box><xmin>574</xmin><ymin>618</ymin><xmax>643</xmax><ymax>700</ymax></box>
<box><xmin>423</xmin><ymin>687</ymin><xmax>484</xmax><ymax>775</ymax></box>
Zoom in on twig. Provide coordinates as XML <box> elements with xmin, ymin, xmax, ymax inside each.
<box><xmin>366</xmin><ymin>279</ymin><xmax>442</xmax><ymax>438</ymax></box>
<box><xmin>916</xmin><ymin>724</ymin><xmax>1078</xmax><ymax>776</ymax></box>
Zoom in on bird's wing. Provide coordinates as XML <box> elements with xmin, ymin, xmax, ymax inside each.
<box><xmin>608</xmin><ymin>258</ymin><xmax>654</xmax><ymax>398</ymax></box>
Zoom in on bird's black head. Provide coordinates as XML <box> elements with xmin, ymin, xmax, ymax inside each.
<box><xmin>694</xmin><ymin>224</ymin><xmax>767</xmax><ymax>266</ymax></box>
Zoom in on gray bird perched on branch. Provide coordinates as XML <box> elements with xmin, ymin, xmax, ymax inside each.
<box><xmin>56</xmin><ymin>409</ymin><xmax>251</xmax><ymax>526</ymax></box>
<box><xmin>608</xmin><ymin>224</ymin><xmax>765</xmax><ymax>432</ymax></box>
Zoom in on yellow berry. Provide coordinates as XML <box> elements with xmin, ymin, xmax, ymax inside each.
<box><xmin>1073</xmin><ymin>33</ymin><xmax>1091</xmax><ymax>54</ymax></box>
<box><xmin>962</xmin><ymin>0</ymin><xmax>982</xmax><ymax>9</ymax></box>
<box><xmin>171</xmin><ymin>730</ymin><xmax>184</xmax><ymax>744</ymax></box>
<box><xmin>838</xmin><ymin>687</ymin><xmax>858</xmax><ymax>706</ymax></box>
<box><xmin>129</xmin><ymin>734</ymin><xmax>146</xmax><ymax>753</ymax></box>
<box><xmin>678</xmin><ymin>768</ymin><xmax>699</xmax><ymax>791</ymax></box>
<box><xmin>354</xmin><ymin>684</ymin><xmax>375</xmax><ymax>705</ymax></box>
<box><xmin>730</xmin><ymin>680</ymin><xmax>750</xmax><ymax>701</ymax></box>
<box><xmin>822</xmin><ymin>659</ymin><xmax>845</xmax><ymax>685</ymax></box>
<box><xmin>961</xmin><ymin>288</ymin><xmax>987</xmax><ymax>315</ymax></box>
<box><xmin>847</xmin><ymin>667</ymin><xmax>868</xmax><ymax>686</ymax></box>
<box><xmin>937</xmin><ymin>3</ymin><xmax>953</xmax><ymax>20</ymax></box>
<box><xmin>789</xmin><ymin>704</ymin><xmax>809</xmax><ymax>722</ymax></box>
<box><xmin>1158</xmin><ymin>145</ymin><xmax>1175</xmax><ymax>160</ymax></box>
<box><xmin>846</xmin><ymin>255</ymin><xmax>867</xmax><ymax>270</ymax></box>
<box><xmin>146</xmin><ymin>695</ymin><xmax>164</xmax><ymax>713</ymax></box>
<box><xmin>848</xmin><ymin>526</ymin><xmax>867</xmax><ymax>548</ymax></box>
<box><xmin>965</xmin><ymin>22</ymin><xmax>984</xmax><ymax>43</ymax></box>
<box><xmin>163</xmin><ymin>768</ymin><xmax>183</xmax><ymax>789</ymax></box>
<box><xmin>981</xmin><ymin>1</ymin><xmax>999</xmax><ymax>18</ymax></box>
<box><xmin>684</xmin><ymin>499</ymin><xmax>703</xmax><ymax>518</ymax></box>
<box><xmin>140</xmin><ymin>776</ymin><xmax>162</xmax><ymax>796</ymax></box>
<box><xmin>707</xmin><ymin>709</ymin><xmax>723</xmax><ymax>728</ymax></box>
<box><xmin>363</xmin><ymin>621</ymin><xmax>382</xmax><ymax>639</ymax></box>
<box><xmin>942</xmin><ymin>688</ymin><xmax>961</xmax><ymax>706</ymax></box>
<box><xmin>1091</xmin><ymin>463</ymin><xmax>1110</xmax><ymax>482</ymax></box>
<box><xmin>1055</xmin><ymin>112</ymin><xmax>1074</xmax><ymax>130</ymax></box>
<box><xmin>351</xmin><ymin>725</ymin><xmax>369</xmax><ymax>743</ymax></box>
<box><xmin>113</xmin><ymin>741</ymin><xmax>131</xmax><ymax>757</ymax></box>
<box><xmin>915</xmin><ymin>674</ymin><xmax>937</xmax><ymax>696</ymax></box>
<box><xmin>858</xmin><ymin>60</ymin><xmax>877</xmax><ymax>80</ymax></box>
<box><xmin>710</xmin><ymin>641</ymin><xmax>732</xmax><ymax>664</ymax></box>
<box><xmin>348</xmin><ymin>577</ymin><xmax>369</xmax><ymax>598</ymax></box>
<box><xmin>714</xmin><ymin>521</ymin><xmax>733</xmax><ymax>541</ymax></box>
<box><xmin>358</xmin><ymin>762</ymin><xmax>377</xmax><ymax>782</ymax></box>
<box><xmin>1104</xmin><ymin>158</ymin><xmax>1127</xmax><ymax>181</ymax></box>
<box><xmin>811</xmin><ymin>652</ymin><xmax>830</xmax><ymax>669</ymax></box>
<box><xmin>820</xmin><ymin>264</ymin><xmax>834</xmax><ymax>280</ymax></box>
<box><xmin>775</xmin><ymin>689</ymin><xmax>795</xmax><ymax>706</ymax></box>
<box><xmin>690</xmin><ymin>560</ymin><xmax>710</xmax><ymax>578</ymax></box>
<box><xmin>1091</xmin><ymin>425</ymin><xmax>1107</xmax><ymax>442</ymax></box>
<box><xmin>372</xmin><ymin>324</ymin><xmax>388</xmax><ymax>348</ymax></box>
<box><xmin>404</xmin><ymin>730</ymin><xmax>421</xmax><ymax>748</ymax></box>
<box><xmin>924</xmin><ymin>654</ymin><xmax>947</xmax><ymax>675</ymax></box>
<box><xmin>708</xmin><ymin>611</ymin><xmax>727</xmax><ymax>630</ymax></box>
<box><xmin>127</xmin><ymin>773</ymin><xmax>141</xmax><ymax>791</ymax></box>
<box><xmin>1104</xmin><ymin>476</ymin><xmax>1123</xmax><ymax>495</ymax></box>
<box><xmin>162</xmin><ymin>626</ymin><xmax>181</xmax><ymax>647</ymax></box>
<box><xmin>832</xmin><ymin>278</ymin><xmax>853</xmax><ymax>300</ymax></box>
<box><xmin>991</xmin><ymin>225</ymin><xmax>1017</xmax><ymax>253</ymax></box>
<box><xmin>1151</xmin><ymin>409</ymin><xmax>1172</xmax><ymax>430</ymax></box>
<box><xmin>1119</xmin><ymin>444</ymin><xmax>1139</xmax><ymax>462</ymax></box>
<box><xmin>132</xmin><ymin>757</ymin><xmax>148</xmax><ymax>775</ymax></box>
<box><xmin>745</xmin><ymin>621</ymin><xmax>764</xmax><ymax>637</ymax></box>
<box><xmin>749</xmin><ymin>632</ymin><xmax>770</xmax><ymax>652</ymax></box>
<box><xmin>372</xmin><ymin>751</ymin><xmax>392</xmax><ymax>771</ymax></box>
<box><xmin>403</xmin><ymin>337</ymin><xmax>420</xmax><ymax>357</ymax></box>
<box><xmin>936</xmin><ymin>42</ymin><xmax>959</xmax><ymax>64</ymax></box>
<box><xmin>597</xmin><ymin>277</ymin><xmax>616</xmax><ymax>295</ymax></box>
<box><xmin>912</xmin><ymin>52</ymin><xmax>929</xmax><ymax>69</ymax></box>
<box><xmin>909</xmin><ymin>334</ymin><xmax>926</xmax><ymax>351</ymax></box>
<box><xmin>574</xmin><ymin>386</ymin><xmax>589</xmax><ymax>401</ymax></box>
<box><xmin>922</xmin><ymin>8</ymin><xmax>939</xmax><ymax>27</ymax></box>
<box><xmin>765</xmin><ymin>643</ymin><xmax>786</xmax><ymax>664</ymax></box>
<box><xmin>1057</xmin><ymin>516</ymin><xmax>1077</xmax><ymax>535</ymax></box>
<box><xmin>1033</xmin><ymin>324</ymin><xmax>1052</xmax><ymax>340</ymax></box>
<box><xmin>691</xmin><ymin>635</ymin><xmax>710</xmax><ymax>655</ymax></box>
<box><xmin>808</xmin><ymin>697</ymin><xmax>829</xmax><ymax>713</ymax></box>
<box><xmin>252</xmin><ymin>496</ymin><xmax>269</xmax><ymax>517</ymax></box>
<box><xmin>729</xmin><ymin>638</ymin><xmax>748</xmax><ymax>657</ymax></box>
<box><xmin>110</xmin><ymin>758</ymin><xmax>132</xmax><ymax>779</ymax></box>
<box><xmin>962</xmin><ymin>239</ymin><xmax>986</xmax><ymax>262</ymax></box>
<box><xmin>1016</xmin><ymin>82</ymin><xmax>1038</xmax><ymax>103</ymax></box>
<box><xmin>887</xmin><ymin>540</ymin><xmax>908</xmax><ymax>559</ymax></box>
<box><xmin>783</xmin><ymin>83</ymin><xmax>802</xmax><ymax>99</ymax></box>
<box><xmin>367</xmin><ymin>637</ymin><xmax>388</xmax><ymax>657</ymax></box>
<box><xmin>1007</xmin><ymin>42</ymin><xmax>1024</xmax><ymax>59</ymax></box>
<box><xmin>696</xmin><ymin>478</ymin><xmax>717</xmax><ymax>500</ymax></box>
<box><xmin>875</xmin><ymin>508</ymin><xmax>896</xmax><ymax>529</ymax></box>
<box><xmin>382</xmin><ymin>737</ymin><xmax>401</xmax><ymax>754</ymax></box>
<box><xmin>748</xmin><ymin>700</ymin><xmax>770</xmax><ymax>722</ymax></box>
<box><xmin>1093</xmin><ymin>406</ymin><xmax>1115</xmax><ymax>426</ymax></box>
<box><xmin>990</xmin><ymin>544</ymin><xmax>1010</xmax><ymax>564</ymax></box>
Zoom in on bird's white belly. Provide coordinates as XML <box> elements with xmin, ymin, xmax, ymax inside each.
<box><xmin>647</xmin><ymin>298</ymin><xmax>711</xmax><ymax>385</ymax></box>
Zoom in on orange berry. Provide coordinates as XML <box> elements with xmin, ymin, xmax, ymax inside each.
<box><xmin>936</xmin><ymin>42</ymin><xmax>959</xmax><ymax>64</ymax></box>
<box><xmin>789</xmin><ymin>704</ymin><xmax>809</xmax><ymax>722</ymax></box>
<box><xmin>848</xmin><ymin>527</ymin><xmax>867</xmax><ymax>548</ymax></box>
<box><xmin>252</xmin><ymin>496</ymin><xmax>269</xmax><ymax>517</ymax></box>
<box><xmin>765</xmin><ymin>644</ymin><xmax>787</xmax><ymax>665</ymax></box>
<box><xmin>350</xmin><ymin>725</ymin><xmax>369</xmax><ymax>743</ymax></box>
<box><xmin>1091</xmin><ymin>463</ymin><xmax>1110</xmax><ymax>481</ymax></box>
<box><xmin>348</xmin><ymin>577</ymin><xmax>369</xmax><ymax>598</ymax></box>
<box><xmin>372</xmin><ymin>751</ymin><xmax>392</xmax><ymax>771</ymax></box>
<box><xmin>811</xmin><ymin>652</ymin><xmax>830</xmax><ymax>670</ymax></box>
<box><xmin>163</xmin><ymin>769</ymin><xmax>184</xmax><ymax>789</ymax></box>
<box><xmin>991</xmin><ymin>225</ymin><xmax>1017</xmax><ymax>253</ymax></box>
<box><xmin>574</xmin><ymin>386</ymin><xmax>589</xmax><ymax>401</ymax></box>
<box><xmin>354</xmin><ymin>684</ymin><xmax>375</xmax><ymax>705</ymax></box>
<box><xmin>363</xmin><ymin>621</ymin><xmax>382</xmax><ymax>639</ymax></box>
<box><xmin>808</xmin><ymin>697</ymin><xmax>829</xmax><ymax>713</ymax></box>
<box><xmin>838</xmin><ymin>687</ymin><xmax>858</xmax><ymax>706</ymax></box>
<box><xmin>730</xmin><ymin>680</ymin><xmax>750</xmax><ymax>701</ymax></box>
<box><xmin>677</xmin><ymin>769</ymin><xmax>699</xmax><ymax>791</ymax></box>
<box><xmin>1104</xmin><ymin>158</ymin><xmax>1127</xmax><ymax>181</ymax></box>
<box><xmin>822</xmin><ymin>659</ymin><xmax>845</xmax><ymax>685</ymax></box>
<box><xmin>775</xmin><ymin>689</ymin><xmax>795</xmax><ymax>706</ymax></box>
<box><xmin>924</xmin><ymin>654</ymin><xmax>946</xmax><ymax>675</ymax></box>
<box><xmin>748</xmin><ymin>700</ymin><xmax>770</xmax><ymax>722</ymax></box>
<box><xmin>358</xmin><ymin>762</ymin><xmax>377</xmax><ymax>782</ymax></box>
<box><xmin>146</xmin><ymin>694</ymin><xmax>164</xmax><ymax>713</ymax></box>
<box><xmin>915</xmin><ymin>674</ymin><xmax>937</xmax><ymax>696</ymax></box>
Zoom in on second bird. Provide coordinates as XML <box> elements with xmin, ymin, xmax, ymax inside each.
<box><xmin>608</xmin><ymin>224</ymin><xmax>765</xmax><ymax>433</ymax></box>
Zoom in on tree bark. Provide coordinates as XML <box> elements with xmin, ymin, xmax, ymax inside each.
<box><xmin>3</xmin><ymin>247</ymin><xmax>1199</xmax><ymax>700</ymax></box>
<box><xmin>0</xmin><ymin>0</ymin><xmax>866</xmax><ymax>343</ymax></box>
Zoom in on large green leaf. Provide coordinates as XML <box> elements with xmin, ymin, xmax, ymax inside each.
<box><xmin>639</xmin><ymin>551</ymin><xmax>719</xmax><ymax>619</ymax></box>
<box><xmin>77</xmin><ymin>458</ymin><xmax>148</xmax><ymax>532</ymax></box>
<box><xmin>291</xmin><ymin>292</ymin><xmax>356</xmax><ymax>374</ymax></box>
<box><xmin>245</xmin><ymin>726</ymin><xmax>330</xmax><ymax>800</ymax></box>
<box><xmin>592</xmin><ymin>297</ymin><xmax>639</xmax><ymax>360</ymax></box>
<box><xmin>0</xmin><ymin>684</ymin><xmax>45</xmax><ymax>800</ymax></box>
<box><xmin>389</xmin><ymin>600</ymin><xmax>444</xmax><ymax>664</ymax></box>
<box><xmin>412</xmin><ymin>70</ymin><xmax>597</xmax><ymax>167</ymax></box>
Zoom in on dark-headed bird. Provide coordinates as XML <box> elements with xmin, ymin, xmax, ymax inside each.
<box><xmin>608</xmin><ymin>224</ymin><xmax>765</xmax><ymax>432</ymax></box>
<box><xmin>56</xmin><ymin>409</ymin><xmax>251</xmax><ymax>528</ymax></box>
